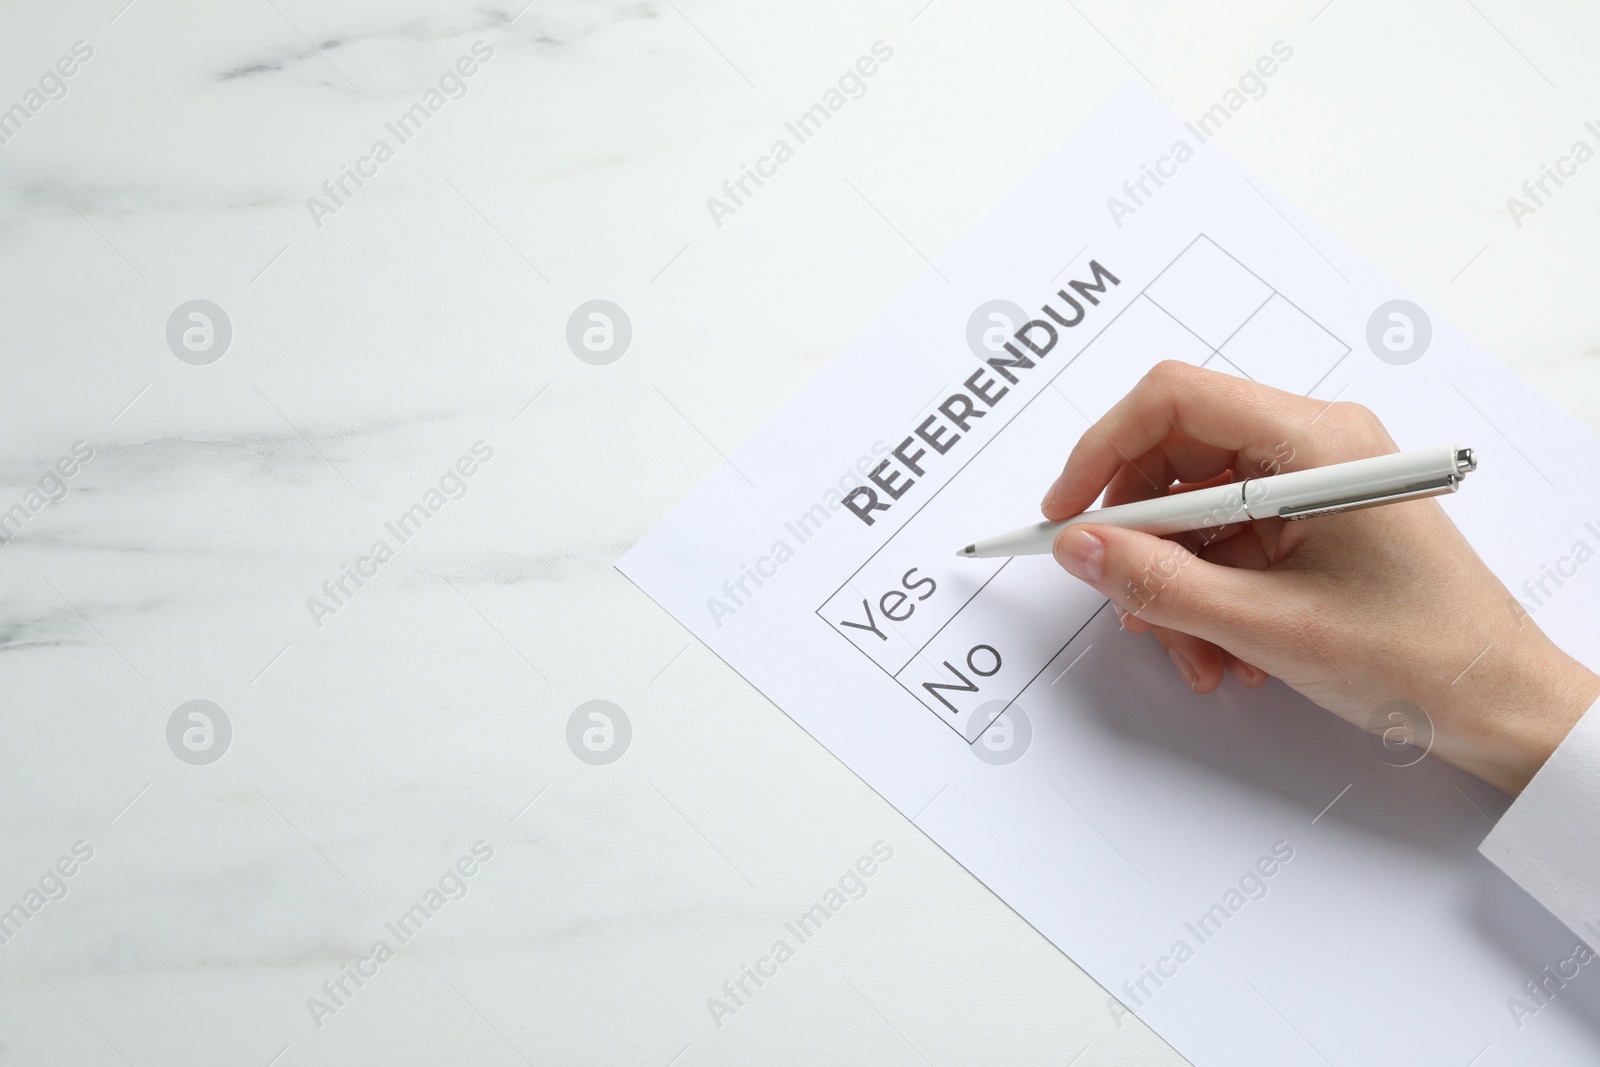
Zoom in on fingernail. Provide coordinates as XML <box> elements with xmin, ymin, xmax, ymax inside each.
<box><xmin>1040</xmin><ymin>483</ymin><xmax>1058</xmax><ymax>512</ymax></box>
<box><xmin>1053</xmin><ymin>527</ymin><xmax>1104</xmax><ymax>585</ymax></box>
<box><xmin>1169</xmin><ymin>648</ymin><xmax>1198</xmax><ymax>690</ymax></box>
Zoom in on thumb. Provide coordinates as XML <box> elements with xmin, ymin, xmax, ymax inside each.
<box><xmin>1052</xmin><ymin>523</ymin><xmax>1258</xmax><ymax>648</ymax></box>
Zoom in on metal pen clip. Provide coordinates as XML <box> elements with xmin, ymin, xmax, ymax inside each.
<box><xmin>1278</xmin><ymin>476</ymin><xmax>1461</xmax><ymax>521</ymax></box>
<box><xmin>1278</xmin><ymin>448</ymin><xmax>1475</xmax><ymax>521</ymax></box>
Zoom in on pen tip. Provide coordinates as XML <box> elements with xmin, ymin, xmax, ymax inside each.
<box><xmin>956</xmin><ymin>545</ymin><xmax>975</xmax><ymax>558</ymax></box>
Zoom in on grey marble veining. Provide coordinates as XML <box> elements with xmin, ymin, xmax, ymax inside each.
<box><xmin>3</xmin><ymin>1</ymin><xmax>1600</xmax><ymax>1065</ymax></box>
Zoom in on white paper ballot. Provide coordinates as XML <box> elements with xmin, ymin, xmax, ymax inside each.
<box><xmin>619</xmin><ymin>87</ymin><xmax>1600</xmax><ymax>1064</ymax></box>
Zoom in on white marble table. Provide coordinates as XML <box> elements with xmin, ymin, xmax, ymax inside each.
<box><xmin>3</xmin><ymin>1</ymin><xmax>1598</xmax><ymax>1064</ymax></box>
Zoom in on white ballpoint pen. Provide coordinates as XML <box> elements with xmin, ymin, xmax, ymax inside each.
<box><xmin>956</xmin><ymin>445</ymin><xmax>1476</xmax><ymax>559</ymax></box>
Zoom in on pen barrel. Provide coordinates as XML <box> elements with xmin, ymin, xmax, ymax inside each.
<box><xmin>966</xmin><ymin>445</ymin><xmax>1468</xmax><ymax>557</ymax></box>
<box><xmin>1062</xmin><ymin>481</ymin><xmax>1250</xmax><ymax>536</ymax></box>
<box><xmin>1237</xmin><ymin>445</ymin><xmax>1464</xmax><ymax>520</ymax></box>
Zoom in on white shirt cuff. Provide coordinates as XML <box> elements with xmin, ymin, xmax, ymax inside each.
<box><xmin>1479</xmin><ymin>697</ymin><xmax>1600</xmax><ymax>947</ymax></box>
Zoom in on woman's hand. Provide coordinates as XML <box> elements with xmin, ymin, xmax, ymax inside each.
<box><xmin>1040</xmin><ymin>361</ymin><xmax>1600</xmax><ymax>794</ymax></box>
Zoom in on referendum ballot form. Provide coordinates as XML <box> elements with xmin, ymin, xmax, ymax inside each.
<box><xmin>619</xmin><ymin>88</ymin><xmax>1600</xmax><ymax>1065</ymax></box>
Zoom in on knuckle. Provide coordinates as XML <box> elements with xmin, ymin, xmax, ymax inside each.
<box><xmin>1330</xmin><ymin>400</ymin><xmax>1377</xmax><ymax>425</ymax></box>
<box><xmin>1327</xmin><ymin>401</ymin><xmax>1388</xmax><ymax>440</ymax></box>
<box><xmin>1147</xmin><ymin>359</ymin><xmax>1194</xmax><ymax>389</ymax></box>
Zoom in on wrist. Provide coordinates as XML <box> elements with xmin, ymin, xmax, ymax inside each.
<box><xmin>1433</xmin><ymin>638</ymin><xmax>1600</xmax><ymax>795</ymax></box>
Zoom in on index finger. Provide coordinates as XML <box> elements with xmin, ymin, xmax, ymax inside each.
<box><xmin>1041</xmin><ymin>362</ymin><xmax>1326</xmax><ymax>521</ymax></box>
